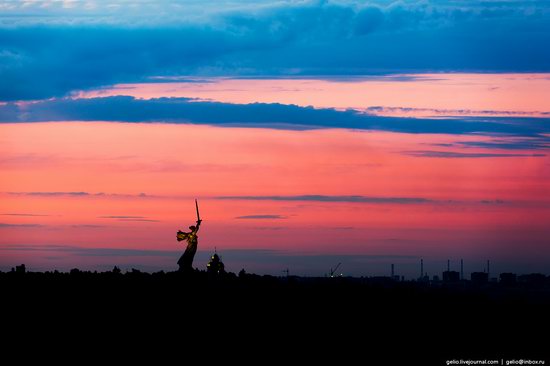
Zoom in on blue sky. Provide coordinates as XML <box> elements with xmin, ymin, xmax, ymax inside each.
<box><xmin>1</xmin><ymin>0</ymin><xmax>550</xmax><ymax>100</ymax></box>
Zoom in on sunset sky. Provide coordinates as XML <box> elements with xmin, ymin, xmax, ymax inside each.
<box><xmin>1</xmin><ymin>0</ymin><xmax>549</xmax><ymax>277</ymax></box>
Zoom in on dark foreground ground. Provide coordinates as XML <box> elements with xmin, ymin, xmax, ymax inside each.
<box><xmin>2</xmin><ymin>269</ymin><xmax>549</xmax><ymax>364</ymax></box>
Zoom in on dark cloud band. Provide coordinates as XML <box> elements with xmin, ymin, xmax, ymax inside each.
<box><xmin>2</xmin><ymin>96</ymin><xmax>550</xmax><ymax>140</ymax></box>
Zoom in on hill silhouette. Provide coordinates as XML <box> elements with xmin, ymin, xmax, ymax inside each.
<box><xmin>2</xmin><ymin>266</ymin><xmax>549</xmax><ymax>363</ymax></box>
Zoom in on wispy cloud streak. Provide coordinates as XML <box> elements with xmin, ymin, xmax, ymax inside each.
<box><xmin>403</xmin><ymin>151</ymin><xmax>546</xmax><ymax>158</ymax></box>
<box><xmin>6</xmin><ymin>191</ymin><xmax>153</xmax><ymax>198</ymax></box>
<box><xmin>218</xmin><ymin>195</ymin><xmax>432</xmax><ymax>204</ymax></box>
<box><xmin>1</xmin><ymin>213</ymin><xmax>50</xmax><ymax>217</ymax></box>
<box><xmin>0</xmin><ymin>223</ymin><xmax>44</xmax><ymax>228</ymax></box>
<box><xmin>235</xmin><ymin>215</ymin><xmax>287</xmax><ymax>219</ymax></box>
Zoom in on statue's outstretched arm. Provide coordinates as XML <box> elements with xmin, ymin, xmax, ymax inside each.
<box><xmin>195</xmin><ymin>219</ymin><xmax>202</xmax><ymax>233</ymax></box>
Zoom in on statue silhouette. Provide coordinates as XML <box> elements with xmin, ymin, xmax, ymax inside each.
<box><xmin>177</xmin><ymin>219</ymin><xmax>202</xmax><ymax>272</ymax></box>
<box><xmin>176</xmin><ymin>199</ymin><xmax>203</xmax><ymax>272</ymax></box>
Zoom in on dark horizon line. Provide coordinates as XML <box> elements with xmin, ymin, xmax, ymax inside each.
<box><xmin>3</xmin><ymin>265</ymin><xmax>549</xmax><ymax>279</ymax></box>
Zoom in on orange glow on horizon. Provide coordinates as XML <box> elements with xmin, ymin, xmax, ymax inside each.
<box><xmin>1</xmin><ymin>121</ymin><xmax>549</xmax><ymax>274</ymax></box>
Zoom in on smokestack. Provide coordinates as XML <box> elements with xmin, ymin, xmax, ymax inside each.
<box><xmin>421</xmin><ymin>259</ymin><xmax>424</xmax><ymax>278</ymax></box>
<box><xmin>461</xmin><ymin>259</ymin><xmax>464</xmax><ymax>280</ymax></box>
<box><xmin>447</xmin><ymin>259</ymin><xmax>450</xmax><ymax>272</ymax></box>
<box><xmin>487</xmin><ymin>260</ymin><xmax>490</xmax><ymax>278</ymax></box>
<box><xmin>391</xmin><ymin>264</ymin><xmax>394</xmax><ymax>277</ymax></box>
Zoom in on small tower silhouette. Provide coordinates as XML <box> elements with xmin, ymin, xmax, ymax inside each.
<box><xmin>15</xmin><ymin>264</ymin><xmax>26</xmax><ymax>274</ymax></box>
<box><xmin>206</xmin><ymin>248</ymin><xmax>225</xmax><ymax>274</ymax></box>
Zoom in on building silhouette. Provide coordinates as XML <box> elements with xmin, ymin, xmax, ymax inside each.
<box><xmin>518</xmin><ymin>273</ymin><xmax>546</xmax><ymax>287</ymax></box>
<box><xmin>442</xmin><ymin>271</ymin><xmax>460</xmax><ymax>283</ymax></box>
<box><xmin>471</xmin><ymin>272</ymin><xmax>489</xmax><ymax>285</ymax></box>
<box><xmin>499</xmin><ymin>273</ymin><xmax>517</xmax><ymax>286</ymax></box>
<box><xmin>14</xmin><ymin>264</ymin><xmax>26</xmax><ymax>274</ymax></box>
<box><xmin>207</xmin><ymin>252</ymin><xmax>225</xmax><ymax>274</ymax></box>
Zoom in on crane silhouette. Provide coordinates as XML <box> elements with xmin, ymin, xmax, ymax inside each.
<box><xmin>329</xmin><ymin>263</ymin><xmax>342</xmax><ymax>278</ymax></box>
